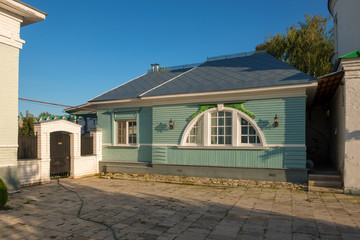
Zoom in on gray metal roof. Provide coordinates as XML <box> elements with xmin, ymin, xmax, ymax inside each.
<box><xmin>143</xmin><ymin>54</ymin><xmax>316</xmax><ymax>97</ymax></box>
<box><xmin>89</xmin><ymin>68</ymin><xmax>190</xmax><ymax>102</ymax></box>
<box><xmin>90</xmin><ymin>53</ymin><xmax>315</xmax><ymax>102</ymax></box>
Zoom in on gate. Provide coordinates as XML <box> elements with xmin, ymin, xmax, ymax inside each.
<box><xmin>50</xmin><ymin>132</ymin><xmax>70</xmax><ymax>177</ymax></box>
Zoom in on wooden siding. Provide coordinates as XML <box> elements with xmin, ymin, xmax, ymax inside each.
<box><xmin>152</xmin><ymin>97</ymin><xmax>306</xmax><ymax>145</ymax></box>
<box><xmin>102</xmin><ymin>145</ymin><xmax>151</xmax><ymax>163</ymax></box>
<box><xmin>283</xmin><ymin>147</ymin><xmax>307</xmax><ymax>168</ymax></box>
<box><xmin>152</xmin><ymin>104</ymin><xmax>199</xmax><ymax>144</ymax></box>
<box><xmin>139</xmin><ymin>107</ymin><xmax>152</xmax><ymax>144</ymax></box>
<box><xmin>167</xmin><ymin>147</ymin><xmax>285</xmax><ymax>168</ymax></box>
<box><xmin>152</xmin><ymin>146</ymin><xmax>167</xmax><ymax>164</ymax></box>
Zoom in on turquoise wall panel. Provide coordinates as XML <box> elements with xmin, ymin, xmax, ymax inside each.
<box><xmin>152</xmin><ymin>104</ymin><xmax>199</xmax><ymax>144</ymax></box>
<box><xmin>167</xmin><ymin>147</ymin><xmax>306</xmax><ymax>169</ymax></box>
<box><xmin>152</xmin><ymin>97</ymin><xmax>306</xmax><ymax>145</ymax></box>
<box><xmin>102</xmin><ymin>145</ymin><xmax>152</xmax><ymax>162</ymax></box>
<box><xmin>97</xmin><ymin>110</ymin><xmax>112</xmax><ymax>144</ymax></box>
<box><xmin>139</xmin><ymin>107</ymin><xmax>152</xmax><ymax>144</ymax></box>
<box><xmin>167</xmin><ymin>147</ymin><xmax>284</xmax><ymax>168</ymax></box>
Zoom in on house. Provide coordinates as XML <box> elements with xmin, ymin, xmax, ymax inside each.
<box><xmin>67</xmin><ymin>51</ymin><xmax>317</xmax><ymax>183</ymax></box>
<box><xmin>0</xmin><ymin>0</ymin><xmax>46</xmax><ymax>192</ymax></box>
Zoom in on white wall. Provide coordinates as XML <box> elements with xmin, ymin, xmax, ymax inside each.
<box><xmin>330</xmin><ymin>0</ymin><xmax>360</xmax><ymax>59</ymax></box>
<box><xmin>341</xmin><ymin>58</ymin><xmax>360</xmax><ymax>194</ymax></box>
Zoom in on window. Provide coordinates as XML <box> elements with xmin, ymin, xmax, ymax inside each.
<box><xmin>211</xmin><ymin>111</ymin><xmax>232</xmax><ymax>145</ymax></box>
<box><xmin>117</xmin><ymin>120</ymin><xmax>137</xmax><ymax>145</ymax></box>
<box><xmin>186</xmin><ymin>117</ymin><xmax>203</xmax><ymax>144</ymax></box>
<box><xmin>181</xmin><ymin>107</ymin><xmax>265</xmax><ymax>148</ymax></box>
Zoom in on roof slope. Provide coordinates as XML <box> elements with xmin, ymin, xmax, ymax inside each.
<box><xmin>143</xmin><ymin>54</ymin><xmax>315</xmax><ymax>97</ymax></box>
<box><xmin>89</xmin><ymin>68</ymin><xmax>190</xmax><ymax>102</ymax></box>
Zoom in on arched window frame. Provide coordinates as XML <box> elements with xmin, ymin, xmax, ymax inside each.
<box><xmin>180</xmin><ymin>106</ymin><xmax>267</xmax><ymax>148</ymax></box>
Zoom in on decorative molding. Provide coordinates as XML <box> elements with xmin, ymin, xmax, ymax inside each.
<box><xmin>0</xmin><ymin>144</ymin><xmax>18</xmax><ymax>148</ymax></box>
<box><xmin>0</xmin><ymin>163</ymin><xmax>17</xmax><ymax>167</ymax></box>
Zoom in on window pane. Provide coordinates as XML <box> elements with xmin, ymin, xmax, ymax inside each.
<box><xmin>211</xmin><ymin>112</ymin><xmax>217</xmax><ymax>117</ymax></box>
<box><xmin>218</xmin><ymin>118</ymin><xmax>224</xmax><ymax>126</ymax></box>
<box><xmin>257</xmin><ymin>136</ymin><xmax>261</xmax><ymax>143</ymax></box>
<box><xmin>218</xmin><ymin>127</ymin><xmax>224</xmax><ymax>135</ymax></box>
<box><xmin>211</xmin><ymin>136</ymin><xmax>217</xmax><ymax>144</ymax></box>
<box><xmin>225</xmin><ymin>112</ymin><xmax>232</xmax><ymax>117</ymax></box>
<box><xmin>225</xmin><ymin>136</ymin><xmax>232</xmax><ymax>144</ymax></box>
<box><xmin>241</xmin><ymin>127</ymin><xmax>248</xmax><ymax>134</ymax></box>
<box><xmin>225</xmin><ymin>117</ymin><xmax>232</xmax><ymax>126</ymax></box>
<box><xmin>211</xmin><ymin>127</ymin><xmax>217</xmax><ymax>135</ymax></box>
<box><xmin>190</xmin><ymin>128</ymin><xmax>195</xmax><ymax>135</ymax></box>
<box><xmin>241</xmin><ymin>118</ymin><xmax>248</xmax><ymax>125</ymax></box>
<box><xmin>218</xmin><ymin>136</ymin><xmax>224</xmax><ymax>144</ymax></box>
<box><xmin>218</xmin><ymin>111</ymin><xmax>224</xmax><ymax>117</ymax></box>
<box><xmin>190</xmin><ymin>136</ymin><xmax>195</xmax><ymax>143</ymax></box>
<box><xmin>249</xmin><ymin>126</ymin><xmax>256</xmax><ymax>135</ymax></box>
<box><xmin>249</xmin><ymin>136</ymin><xmax>256</xmax><ymax>143</ymax></box>
<box><xmin>226</xmin><ymin>127</ymin><xmax>232</xmax><ymax>135</ymax></box>
<box><xmin>241</xmin><ymin>136</ymin><xmax>248</xmax><ymax>143</ymax></box>
<box><xmin>211</xmin><ymin>118</ymin><xmax>217</xmax><ymax>126</ymax></box>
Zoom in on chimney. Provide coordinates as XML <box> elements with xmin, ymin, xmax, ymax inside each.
<box><xmin>151</xmin><ymin>63</ymin><xmax>160</xmax><ymax>72</ymax></box>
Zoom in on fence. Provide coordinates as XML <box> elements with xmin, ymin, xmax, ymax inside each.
<box><xmin>18</xmin><ymin>135</ymin><xmax>37</xmax><ymax>159</ymax></box>
<box><xmin>81</xmin><ymin>135</ymin><xmax>93</xmax><ymax>156</ymax></box>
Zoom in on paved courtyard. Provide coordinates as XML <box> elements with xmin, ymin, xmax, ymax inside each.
<box><xmin>1</xmin><ymin>177</ymin><xmax>360</xmax><ymax>240</ymax></box>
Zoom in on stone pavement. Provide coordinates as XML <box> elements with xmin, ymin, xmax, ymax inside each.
<box><xmin>0</xmin><ymin>176</ymin><xmax>360</xmax><ymax>240</ymax></box>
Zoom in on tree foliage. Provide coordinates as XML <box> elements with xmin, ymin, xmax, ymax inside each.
<box><xmin>18</xmin><ymin>111</ymin><xmax>35</xmax><ymax>136</ymax></box>
<box><xmin>18</xmin><ymin>111</ymin><xmax>54</xmax><ymax>136</ymax></box>
<box><xmin>39</xmin><ymin>112</ymin><xmax>51</xmax><ymax>117</ymax></box>
<box><xmin>256</xmin><ymin>14</ymin><xmax>334</xmax><ymax>78</ymax></box>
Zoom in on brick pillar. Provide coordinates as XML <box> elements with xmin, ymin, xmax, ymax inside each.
<box><xmin>90</xmin><ymin>126</ymin><xmax>102</xmax><ymax>173</ymax></box>
<box><xmin>34</xmin><ymin>124</ymin><xmax>51</xmax><ymax>183</ymax></box>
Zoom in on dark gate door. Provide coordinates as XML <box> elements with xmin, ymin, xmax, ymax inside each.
<box><xmin>50</xmin><ymin>132</ymin><xmax>70</xmax><ymax>177</ymax></box>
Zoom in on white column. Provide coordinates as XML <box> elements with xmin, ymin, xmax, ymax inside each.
<box><xmin>90</xmin><ymin>126</ymin><xmax>102</xmax><ymax>174</ymax></box>
<box><xmin>34</xmin><ymin>124</ymin><xmax>50</xmax><ymax>183</ymax></box>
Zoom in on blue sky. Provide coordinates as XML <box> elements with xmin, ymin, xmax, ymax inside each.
<box><xmin>19</xmin><ymin>0</ymin><xmax>330</xmax><ymax>116</ymax></box>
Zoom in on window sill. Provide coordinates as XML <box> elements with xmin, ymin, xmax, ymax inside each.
<box><xmin>106</xmin><ymin>144</ymin><xmax>138</xmax><ymax>148</ymax></box>
<box><xmin>178</xmin><ymin>145</ymin><xmax>269</xmax><ymax>150</ymax></box>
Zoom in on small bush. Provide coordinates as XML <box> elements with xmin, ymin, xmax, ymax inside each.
<box><xmin>0</xmin><ymin>178</ymin><xmax>8</xmax><ymax>208</ymax></box>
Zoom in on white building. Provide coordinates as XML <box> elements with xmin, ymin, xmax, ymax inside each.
<box><xmin>326</xmin><ymin>0</ymin><xmax>360</xmax><ymax>194</ymax></box>
<box><xmin>0</xmin><ymin>0</ymin><xmax>46</xmax><ymax>192</ymax></box>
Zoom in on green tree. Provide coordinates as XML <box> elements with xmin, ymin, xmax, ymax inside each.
<box><xmin>18</xmin><ymin>111</ymin><xmax>35</xmax><ymax>136</ymax></box>
<box><xmin>38</xmin><ymin>112</ymin><xmax>51</xmax><ymax>118</ymax></box>
<box><xmin>256</xmin><ymin>14</ymin><xmax>334</xmax><ymax>77</ymax></box>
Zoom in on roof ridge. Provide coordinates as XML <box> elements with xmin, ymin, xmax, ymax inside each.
<box><xmin>139</xmin><ymin>66</ymin><xmax>199</xmax><ymax>97</ymax></box>
<box><xmin>88</xmin><ymin>72</ymin><xmax>147</xmax><ymax>102</ymax></box>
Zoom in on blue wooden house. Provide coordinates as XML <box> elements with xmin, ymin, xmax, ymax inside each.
<box><xmin>67</xmin><ymin>51</ymin><xmax>316</xmax><ymax>183</ymax></box>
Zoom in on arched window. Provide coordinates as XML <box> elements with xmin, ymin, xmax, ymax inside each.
<box><xmin>181</xmin><ymin>107</ymin><xmax>266</xmax><ymax>148</ymax></box>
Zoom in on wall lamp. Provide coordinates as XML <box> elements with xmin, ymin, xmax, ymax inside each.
<box><xmin>169</xmin><ymin>119</ymin><xmax>174</xmax><ymax>130</ymax></box>
<box><xmin>274</xmin><ymin>114</ymin><xmax>279</xmax><ymax>128</ymax></box>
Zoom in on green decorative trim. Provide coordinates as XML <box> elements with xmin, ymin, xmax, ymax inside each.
<box><xmin>339</xmin><ymin>50</ymin><xmax>360</xmax><ymax>59</ymax></box>
<box><xmin>190</xmin><ymin>105</ymin><xmax>217</xmax><ymax>119</ymax></box>
<box><xmin>224</xmin><ymin>103</ymin><xmax>255</xmax><ymax>119</ymax></box>
<box><xmin>190</xmin><ymin>103</ymin><xmax>255</xmax><ymax>119</ymax></box>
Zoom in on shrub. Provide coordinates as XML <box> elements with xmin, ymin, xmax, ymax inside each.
<box><xmin>0</xmin><ymin>178</ymin><xmax>8</xmax><ymax>208</ymax></box>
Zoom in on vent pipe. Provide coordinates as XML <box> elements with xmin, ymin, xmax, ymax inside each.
<box><xmin>151</xmin><ymin>63</ymin><xmax>160</xmax><ymax>72</ymax></box>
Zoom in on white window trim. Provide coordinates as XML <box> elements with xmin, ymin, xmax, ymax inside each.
<box><xmin>115</xmin><ymin>119</ymin><xmax>137</xmax><ymax>146</ymax></box>
<box><xmin>180</xmin><ymin>106</ymin><xmax>267</xmax><ymax>148</ymax></box>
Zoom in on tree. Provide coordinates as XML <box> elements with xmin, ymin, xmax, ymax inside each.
<box><xmin>18</xmin><ymin>111</ymin><xmax>35</xmax><ymax>136</ymax></box>
<box><xmin>256</xmin><ymin>14</ymin><xmax>334</xmax><ymax>78</ymax></box>
<box><xmin>38</xmin><ymin>112</ymin><xmax>51</xmax><ymax>118</ymax></box>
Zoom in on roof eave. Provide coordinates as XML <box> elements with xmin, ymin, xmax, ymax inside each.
<box><xmin>0</xmin><ymin>0</ymin><xmax>47</xmax><ymax>26</ymax></box>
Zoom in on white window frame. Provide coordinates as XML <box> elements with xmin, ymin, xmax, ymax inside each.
<box><xmin>116</xmin><ymin>119</ymin><xmax>137</xmax><ymax>146</ymax></box>
<box><xmin>180</xmin><ymin>106</ymin><xmax>266</xmax><ymax>148</ymax></box>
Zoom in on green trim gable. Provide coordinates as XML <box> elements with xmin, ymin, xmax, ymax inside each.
<box><xmin>339</xmin><ymin>50</ymin><xmax>360</xmax><ymax>58</ymax></box>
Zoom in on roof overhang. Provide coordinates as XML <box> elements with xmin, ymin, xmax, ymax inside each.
<box><xmin>66</xmin><ymin>82</ymin><xmax>317</xmax><ymax>113</ymax></box>
<box><xmin>313</xmin><ymin>70</ymin><xmax>344</xmax><ymax>106</ymax></box>
<box><xmin>0</xmin><ymin>0</ymin><xmax>47</xmax><ymax>26</ymax></box>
